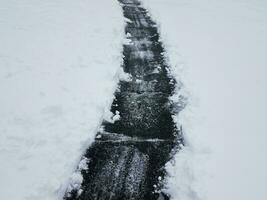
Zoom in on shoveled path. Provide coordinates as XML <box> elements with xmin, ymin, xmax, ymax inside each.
<box><xmin>64</xmin><ymin>0</ymin><xmax>184</xmax><ymax>199</ymax></box>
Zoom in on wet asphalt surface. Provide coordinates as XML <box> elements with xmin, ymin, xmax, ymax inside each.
<box><xmin>64</xmin><ymin>0</ymin><xmax>184</xmax><ymax>199</ymax></box>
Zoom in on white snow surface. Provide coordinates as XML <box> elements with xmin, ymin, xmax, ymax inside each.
<box><xmin>141</xmin><ymin>0</ymin><xmax>267</xmax><ymax>200</ymax></box>
<box><xmin>0</xmin><ymin>0</ymin><xmax>124</xmax><ymax>200</ymax></box>
<box><xmin>1</xmin><ymin>0</ymin><xmax>267</xmax><ymax>200</ymax></box>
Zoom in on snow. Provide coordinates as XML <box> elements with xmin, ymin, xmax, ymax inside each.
<box><xmin>112</xmin><ymin>111</ymin><xmax>121</xmax><ymax>122</ymax></box>
<box><xmin>141</xmin><ymin>0</ymin><xmax>267</xmax><ymax>200</ymax></box>
<box><xmin>65</xmin><ymin>157</ymin><xmax>89</xmax><ymax>198</ymax></box>
<box><xmin>1</xmin><ymin>0</ymin><xmax>267</xmax><ymax>199</ymax></box>
<box><xmin>0</xmin><ymin>0</ymin><xmax>124</xmax><ymax>200</ymax></box>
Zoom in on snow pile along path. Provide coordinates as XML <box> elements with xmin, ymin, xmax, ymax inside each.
<box><xmin>141</xmin><ymin>0</ymin><xmax>267</xmax><ymax>200</ymax></box>
<box><xmin>0</xmin><ymin>0</ymin><xmax>124</xmax><ymax>200</ymax></box>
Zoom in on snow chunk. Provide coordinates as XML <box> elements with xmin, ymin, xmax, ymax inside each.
<box><xmin>112</xmin><ymin>110</ymin><xmax>121</xmax><ymax>122</ymax></box>
<box><xmin>66</xmin><ymin>157</ymin><xmax>90</xmax><ymax>196</ymax></box>
<box><xmin>103</xmin><ymin>110</ymin><xmax>121</xmax><ymax>123</ymax></box>
<box><xmin>118</xmin><ymin>67</ymin><xmax>132</xmax><ymax>81</ymax></box>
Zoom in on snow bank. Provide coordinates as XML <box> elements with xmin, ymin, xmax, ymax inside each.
<box><xmin>141</xmin><ymin>0</ymin><xmax>267</xmax><ymax>199</ymax></box>
<box><xmin>0</xmin><ymin>0</ymin><xmax>124</xmax><ymax>199</ymax></box>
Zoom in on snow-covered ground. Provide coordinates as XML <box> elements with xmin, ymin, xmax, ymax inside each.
<box><xmin>142</xmin><ymin>0</ymin><xmax>267</xmax><ymax>200</ymax></box>
<box><xmin>1</xmin><ymin>0</ymin><xmax>267</xmax><ymax>200</ymax></box>
<box><xmin>0</xmin><ymin>0</ymin><xmax>124</xmax><ymax>200</ymax></box>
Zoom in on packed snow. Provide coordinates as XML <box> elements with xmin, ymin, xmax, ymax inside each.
<box><xmin>141</xmin><ymin>0</ymin><xmax>267</xmax><ymax>199</ymax></box>
<box><xmin>0</xmin><ymin>0</ymin><xmax>124</xmax><ymax>200</ymax></box>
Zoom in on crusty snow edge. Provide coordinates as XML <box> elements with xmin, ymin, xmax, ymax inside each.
<box><xmin>140</xmin><ymin>1</ymin><xmax>206</xmax><ymax>199</ymax></box>
<box><xmin>61</xmin><ymin>12</ymin><xmax>134</xmax><ymax>198</ymax></box>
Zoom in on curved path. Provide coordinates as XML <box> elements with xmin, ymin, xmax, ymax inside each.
<box><xmin>64</xmin><ymin>0</ymin><xmax>184</xmax><ymax>199</ymax></box>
